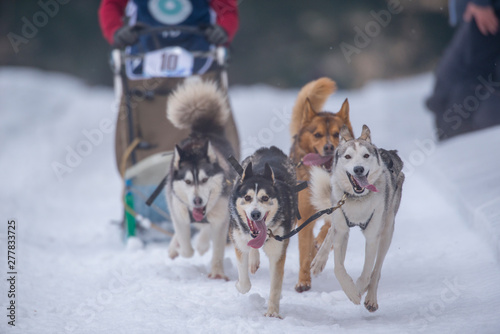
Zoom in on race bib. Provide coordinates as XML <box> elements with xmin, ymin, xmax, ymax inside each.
<box><xmin>143</xmin><ymin>46</ymin><xmax>194</xmax><ymax>77</ymax></box>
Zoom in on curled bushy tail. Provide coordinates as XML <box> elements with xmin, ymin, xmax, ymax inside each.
<box><xmin>290</xmin><ymin>77</ymin><xmax>337</xmax><ymax>137</ymax></box>
<box><xmin>167</xmin><ymin>78</ymin><xmax>230</xmax><ymax>132</ymax></box>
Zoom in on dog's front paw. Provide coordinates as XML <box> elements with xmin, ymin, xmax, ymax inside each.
<box><xmin>335</xmin><ymin>269</ymin><xmax>361</xmax><ymax>304</ymax></box>
<box><xmin>364</xmin><ymin>299</ymin><xmax>378</xmax><ymax>312</ymax></box>
<box><xmin>311</xmin><ymin>253</ymin><xmax>327</xmax><ymax>276</ymax></box>
<box><xmin>235</xmin><ymin>280</ymin><xmax>251</xmax><ymax>294</ymax></box>
<box><xmin>249</xmin><ymin>251</ymin><xmax>260</xmax><ymax>274</ymax></box>
<box><xmin>168</xmin><ymin>245</ymin><xmax>179</xmax><ymax>260</ymax></box>
<box><xmin>294</xmin><ymin>282</ymin><xmax>311</xmax><ymax>293</ymax></box>
<box><xmin>343</xmin><ymin>283</ymin><xmax>361</xmax><ymax>305</ymax></box>
<box><xmin>250</xmin><ymin>262</ymin><xmax>260</xmax><ymax>274</ymax></box>
<box><xmin>196</xmin><ymin>241</ymin><xmax>210</xmax><ymax>256</ymax></box>
<box><xmin>209</xmin><ymin>264</ymin><xmax>228</xmax><ymax>281</ymax></box>
<box><xmin>168</xmin><ymin>237</ymin><xmax>179</xmax><ymax>259</ymax></box>
<box><xmin>364</xmin><ymin>289</ymin><xmax>378</xmax><ymax>312</ymax></box>
<box><xmin>208</xmin><ymin>272</ymin><xmax>229</xmax><ymax>281</ymax></box>
<box><xmin>264</xmin><ymin>311</ymin><xmax>282</xmax><ymax>319</ymax></box>
<box><xmin>168</xmin><ymin>250</ymin><xmax>179</xmax><ymax>260</ymax></box>
<box><xmin>179</xmin><ymin>245</ymin><xmax>194</xmax><ymax>258</ymax></box>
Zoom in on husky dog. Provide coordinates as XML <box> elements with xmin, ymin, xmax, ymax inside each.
<box><xmin>310</xmin><ymin>125</ymin><xmax>404</xmax><ymax>312</ymax></box>
<box><xmin>230</xmin><ymin>147</ymin><xmax>297</xmax><ymax>318</ymax></box>
<box><xmin>166</xmin><ymin>79</ymin><xmax>235</xmax><ymax>280</ymax></box>
<box><xmin>289</xmin><ymin>77</ymin><xmax>354</xmax><ymax>292</ymax></box>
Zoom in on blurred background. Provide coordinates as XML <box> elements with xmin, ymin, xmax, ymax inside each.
<box><xmin>0</xmin><ymin>0</ymin><xmax>451</xmax><ymax>89</ymax></box>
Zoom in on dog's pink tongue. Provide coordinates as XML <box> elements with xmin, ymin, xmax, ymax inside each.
<box><xmin>354</xmin><ymin>175</ymin><xmax>378</xmax><ymax>192</ymax></box>
<box><xmin>192</xmin><ymin>208</ymin><xmax>204</xmax><ymax>222</ymax></box>
<box><xmin>247</xmin><ymin>220</ymin><xmax>267</xmax><ymax>249</ymax></box>
<box><xmin>303</xmin><ymin>153</ymin><xmax>333</xmax><ymax>167</ymax></box>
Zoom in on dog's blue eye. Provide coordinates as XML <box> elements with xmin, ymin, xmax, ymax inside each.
<box><xmin>364</xmin><ymin>154</ymin><xmax>370</xmax><ymax>158</ymax></box>
<box><xmin>244</xmin><ymin>195</ymin><xmax>252</xmax><ymax>202</ymax></box>
<box><xmin>345</xmin><ymin>155</ymin><xmax>351</xmax><ymax>159</ymax></box>
<box><xmin>261</xmin><ymin>196</ymin><xmax>269</xmax><ymax>202</ymax></box>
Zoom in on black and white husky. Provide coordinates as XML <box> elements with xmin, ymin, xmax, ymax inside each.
<box><xmin>166</xmin><ymin>79</ymin><xmax>235</xmax><ymax>280</ymax></box>
<box><xmin>310</xmin><ymin>125</ymin><xmax>404</xmax><ymax>312</ymax></box>
<box><xmin>229</xmin><ymin>147</ymin><xmax>297</xmax><ymax>318</ymax></box>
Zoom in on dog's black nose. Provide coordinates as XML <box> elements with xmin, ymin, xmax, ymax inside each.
<box><xmin>250</xmin><ymin>210</ymin><xmax>261</xmax><ymax>221</ymax></box>
<box><xmin>353</xmin><ymin>166</ymin><xmax>365</xmax><ymax>175</ymax></box>
<box><xmin>193</xmin><ymin>196</ymin><xmax>203</xmax><ymax>206</ymax></box>
<box><xmin>323</xmin><ymin>143</ymin><xmax>335</xmax><ymax>154</ymax></box>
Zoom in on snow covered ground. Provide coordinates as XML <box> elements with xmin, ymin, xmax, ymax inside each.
<box><xmin>1</xmin><ymin>68</ymin><xmax>499</xmax><ymax>334</ymax></box>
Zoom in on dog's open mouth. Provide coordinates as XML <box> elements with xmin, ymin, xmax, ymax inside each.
<box><xmin>192</xmin><ymin>206</ymin><xmax>207</xmax><ymax>222</ymax></box>
<box><xmin>322</xmin><ymin>156</ymin><xmax>334</xmax><ymax>172</ymax></box>
<box><xmin>246</xmin><ymin>212</ymin><xmax>269</xmax><ymax>249</ymax></box>
<box><xmin>347</xmin><ymin>172</ymin><xmax>378</xmax><ymax>194</ymax></box>
<box><xmin>303</xmin><ymin>153</ymin><xmax>334</xmax><ymax>172</ymax></box>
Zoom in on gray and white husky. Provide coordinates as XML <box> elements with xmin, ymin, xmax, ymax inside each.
<box><xmin>166</xmin><ymin>79</ymin><xmax>235</xmax><ymax>280</ymax></box>
<box><xmin>229</xmin><ymin>147</ymin><xmax>297</xmax><ymax>318</ymax></box>
<box><xmin>310</xmin><ymin>125</ymin><xmax>404</xmax><ymax>312</ymax></box>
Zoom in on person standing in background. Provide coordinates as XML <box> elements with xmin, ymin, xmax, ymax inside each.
<box><xmin>426</xmin><ymin>0</ymin><xmax>500</xmax><ymax>141</ymax></box>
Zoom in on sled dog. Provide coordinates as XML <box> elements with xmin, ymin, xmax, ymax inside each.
<box><xmin>230</xmin><ymin>147</ymin><xmax>297</xmax><ymax>318</ymax></box>
<box><xmin>310</xmin><ymin>125</ymin><xmax>404</xmax><ymax>312</ymax></box>
<box><xmin>289</xmin><ymin>77</ymin><xmax>354</xmax><ymax>292</ymax></box>
<box><xmin>166</xmin><ymin>79</ymin><xmax>235</xmax><ymax>280</ymax></box>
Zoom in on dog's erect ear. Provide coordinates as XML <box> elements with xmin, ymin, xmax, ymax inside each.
<box><xmin>173</xmin><ymin>145</ymin><xmax>183</xmax><ymax>169</ymax></box>
<box><xmin>338</xmin><ymin>98</ymin><xmax>354</xmax><ymax>138</ymax></box>
<box><xmin>241</xmin><ymin>162</ymin><xmax>253</xmax><ymax>182</ymax></box>
<box><xmin>359</xmin><ymin>124</ymin><xmax>372</xmax><ymax>143</ymax></box>
<box><xmin>338</xmin><ymin>98</ymin><xmax>350</xmax><ymax>124</ymax></box>
<box><xmin>263</xmin><ymin>163</ymin><xmax>275</xmax><ymax>184</ymax></box>
<box><xmin>302</xmin><ymin>98</ymin><xmax>318</xmax><ymax>124</ymax></box>
<box><xmin>204</xmin><ymin>141</ymin><xmax>218</xmax><ymax>163</ymax></box>
<box><xmin>340</xmin><ymin>125</ymin><xmax>353</xmax><ymax>143</ymax></box>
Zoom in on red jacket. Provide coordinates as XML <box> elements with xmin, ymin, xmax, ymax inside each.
<box><xmin>98</xmin><ymin>0</ymin><xmax>239</xmax><ymax>45</ymax></box>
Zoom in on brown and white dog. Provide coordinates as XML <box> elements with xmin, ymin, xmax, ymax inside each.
<box><xmin>289</xmin><ymin>77</ymin><xmax>353</xmax><ymax>292</ymax></box>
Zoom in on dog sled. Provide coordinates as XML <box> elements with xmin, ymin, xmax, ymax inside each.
<box><xmin>110</xmin><ymin>25</ymin><xmax>240</xmax><ymax>245</ymax></box>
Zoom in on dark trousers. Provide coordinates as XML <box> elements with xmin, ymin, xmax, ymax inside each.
<box><xmin>427</xmin><ymin>13</ymin><xmax>500</xmax><ymax>140</ymax></box>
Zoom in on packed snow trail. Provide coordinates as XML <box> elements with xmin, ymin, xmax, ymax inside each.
<box><xmin>1</xmin><ymin>68</ymin><xmax>499</xmax><ymax>334</ymax></box>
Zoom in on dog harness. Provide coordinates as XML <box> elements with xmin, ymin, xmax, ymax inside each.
<box><xmin>342</xmin><ymin>209</ymin><xmax>374</xmax><ymax>230</ymax></box>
